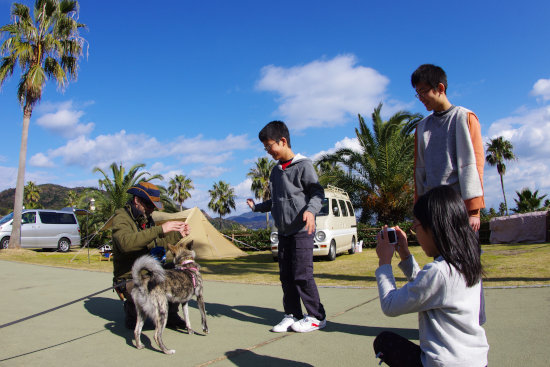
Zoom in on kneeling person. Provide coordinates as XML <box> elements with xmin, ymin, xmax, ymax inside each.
<box><xmin>111</xmin><ymin>182</ymin><xmax>190</xmax><ymax>329</ymax></box>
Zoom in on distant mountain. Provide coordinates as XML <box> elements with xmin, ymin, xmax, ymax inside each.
<box><xmin>227</xmin><ymin>211</ymin><xmax>274</xmax><ymax>230</ymax></box>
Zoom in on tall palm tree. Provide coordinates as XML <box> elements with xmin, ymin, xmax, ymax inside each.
<box><xmin>93</xmin><ymin>162</ymin><xmax>163</xmax><ymax>217</ymax></box>
<box><xmin>0</xmin><ymin>0</ymin><xmax>86</xmax><ymax>248</ymax></box>
<box><xmin>168</xmin><ymin>174</ymin><xmax>194</xmax><ymax>211</ymax></box>
<box><xmin>486</xmin><ymin>136</ymin><xmax>516</xmax><ymax>216</ymax></box>
<box><xmin>247</xmin><ymin>157</ymin><xmax>276</xmax><ymax>228</ymax></box>
<box><xmin>23</xmin><ymin>181</ymin><xmax>40</xmax><ymax>208</ymax></box>
<box><xmin>513</xmin><ymin>188</ymin><xmax>547</xmax><ymax>213</ymax></box>
<box><xmin>208</xmin><ymin>180</ymin><xmax>236</xmax><ymax>227</ymax></box>
<box><xmin>317</xmin><ymin>103</ymin><xmax>422</xmax><ymax>224</ymax></box>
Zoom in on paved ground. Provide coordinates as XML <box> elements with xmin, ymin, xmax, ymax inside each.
<box><xmin>1</xmin><ymin>260</ymin><xmax>549</xmax><ymax>366</ymax></box>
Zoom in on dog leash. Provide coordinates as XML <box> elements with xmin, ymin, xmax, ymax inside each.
<box><xmin>175</xmin><ymin>260</ymin><xmax>200</xmax><ymax>288</ymax></box>
<box><xmin>0</xmin><ymin>280</ymin><xmax>127</xmax><ymax>329</ymax></box>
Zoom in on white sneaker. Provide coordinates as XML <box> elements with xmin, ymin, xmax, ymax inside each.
<box><xmin>291</xmin><ymin>315</ymin><xmax>326</xmax><ymax>333</ymax></box>
<box><xmin>271</xmin><ymin>314</ymin><xmax>299</xmax><ymax>332</ymax></box>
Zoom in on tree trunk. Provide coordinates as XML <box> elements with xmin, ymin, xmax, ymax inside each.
<box><xmin>499</xmin><ymin>173</ymin><xmax>508</xmax><ymax>216</ymax></box>
<box><xmin>265</xmin><ymin>212</ymin><xmax>269</xmax><ymax>229</ymax></box>
<box><xmin>9</xmin><ymin>106</ymin><xmax>32</xmax><ymax>249</ymax></box>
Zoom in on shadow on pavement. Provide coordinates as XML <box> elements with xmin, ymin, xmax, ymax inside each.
<box><xmin>204</xmin><ymin>301</ymin><xmax>282</xmax><ymax>327</ymax></box>
<box><xmin>225</xmin><ymin>349</ymin><xmax>314</xmax><ymax>367</ymax></box>
<box><xmin>84</xmin><ymin>296</ymin><xmax>135</xmax><ymax>347</ymax></box>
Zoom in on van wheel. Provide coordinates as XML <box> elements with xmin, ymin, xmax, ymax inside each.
<box><xmin>1</xmin><ymin>237</ymin><xmax>9</xmax><ymax>249</ymax></box>
<box><xmin>327</xmin><ymin>240</ymin><xmax>336</xmax><ymax>261</ymax></box>
<box><xmin>58</xmin><ymin>238</ymin><xmax>71</xmax><ymax>252</ymax></box>
<box><xmin>348</xmin><ymin>236</ymin><xmax>356</xmax><ymax>255</ymax></box>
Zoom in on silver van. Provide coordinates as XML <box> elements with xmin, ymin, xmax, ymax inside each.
<box><xmin>0</xmin><ymin>209</ymin><xmax>81</xmax><ymax>252</ymax></box>
<box><xmin>270</xmin><ymin>185</ymin><xmax>358</xmax><ymax>261</ymax></box>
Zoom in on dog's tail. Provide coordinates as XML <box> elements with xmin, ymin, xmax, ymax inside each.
<box><xmin>132</xmin><ymin>255</ymin><xmax>166</xmax><ymax>287</ymax></box>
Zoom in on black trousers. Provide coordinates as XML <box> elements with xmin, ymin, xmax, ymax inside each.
<box><xmin>278</xmin><ymin>231</ymin><xmax>325</xmax><ymax>321</ymax></box>
<box><xmin>373</xmin><ymin>331</ymin><xmax>423</xmax><ymax>367</ymax></box>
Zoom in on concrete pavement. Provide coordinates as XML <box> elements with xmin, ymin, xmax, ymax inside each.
<box><xmin>1</xmin><ymin>260</ymin><xmax>549</xmax><ymax>366</ymax></box>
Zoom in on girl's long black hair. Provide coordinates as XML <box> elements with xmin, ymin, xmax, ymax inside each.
<box><xmin>413</xmin><ymin>185</ymin><xmax>483</xmax><ymax>287</ymax></box>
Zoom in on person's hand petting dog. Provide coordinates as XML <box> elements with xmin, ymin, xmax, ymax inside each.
<box><xmin>376</xmin><ymin>225</ymin><xmax>410</xmax><ymax>266</ymax></box>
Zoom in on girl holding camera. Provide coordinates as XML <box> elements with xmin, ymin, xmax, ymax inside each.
<box><xmin>373</xmin><ymin>185</ymin><xmax>489</xmax><ymax>367</ymax></box>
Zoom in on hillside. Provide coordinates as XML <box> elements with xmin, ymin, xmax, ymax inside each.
<box><xmin>0</xmin><ymin>184</ymin><xmax>91</xmax><ymax>215</ymax></box>
<box><xmin>227</xmin><ymin>211</ymin><xmax>274</xmax><ymax>230</ymax></box>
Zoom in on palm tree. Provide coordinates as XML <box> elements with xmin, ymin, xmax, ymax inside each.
<box><xmin>65</xmin><ymin>189</ymin><xmax>78</xmax><ymax>207</ymax></box>
<box><xmin>23</xmin><ymin>181</ymin><xmax>40</xmax><ymax>208</ymax></box>
<box><xmin>486</xmin><ymin>136</ymin><xmax>516</xmax><ymax>216</ymax></box>
<box><xmin>315</xmin><ymin>160</ymin><xmax>345</xmax><ymax>187</ymax></box>
<box><xmin>513</xmin><ymin>188</ymin><xmax>547</xmax><ymax>213</ymax></box>
<box><xmin>208</xmin><ymin>180</ymin><xmax>236</xmax><ymax>227</ymax></box>
<box><xmin>0</xmin><ymin>0</ymin><xmax>86</xmax><ymax>248</ymax></box>
<box><xmin>93</xmin><ymin>162</ymin><xmax>163</xmax><ymax>217</ymax></box>
<box><xmin>317</xmin><ymin>103</ymin><xmax>422</xmax><ymax>224</ymax></box>
<box><xmin>247</xmin><ymin>157</ymin><xmax>276</xmax><ymax>228</ymax></box>
<box><xmin>168</xmin><ymin>174</ymin><xmax>194</xmax><ymax>211</ymax></box>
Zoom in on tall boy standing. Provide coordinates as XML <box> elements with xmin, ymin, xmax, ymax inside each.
<box><xmin>247</xmin><ymin>120</ymin><xmax>327</xmax><ymax>333</ymax></box>
<box><xmin>411</xmin><ymin>64</ymin><xmax>485</xmax><ymax>231</ymax></box>
<box><xmin>411</xmin><ymin>64</ymin><xmax>486</xmax><ymax>324</ymax></box>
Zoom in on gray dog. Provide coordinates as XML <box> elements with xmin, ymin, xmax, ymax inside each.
<box><xmin>131</xmin><ymin>242</ymin><xmax>208</xmax><ymax>354</ymax></box>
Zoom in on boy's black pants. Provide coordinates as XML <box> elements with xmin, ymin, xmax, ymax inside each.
<box><xmin>278</xmin><ymin>231</ymin><xmax>325</xmax><ymax>321</ymax></box>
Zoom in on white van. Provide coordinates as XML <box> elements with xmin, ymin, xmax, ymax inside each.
<box><xmin>0</xmin><ymin>208</ymin><xmax>81</xmax><ymax>252</ymax></box>
<box><xmin>270</xmin><ymin>185</ymin><xmax>358</xmax><ymax>261</ymax></box>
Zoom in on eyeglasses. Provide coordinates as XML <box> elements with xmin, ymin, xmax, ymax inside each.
<box><xmin>415</xmin><ymin>87</ymin><xmax>433</xmax><ymax>99</ymax></box>
<box><xmin>264</xmin><ymin>141</ymin><xmax>279</xmax><ymax>152</ymax></box>
<box><xmin>410</xmin><ymin>220</ymin><xmax>421</xmax><ymax>235</ymax></box>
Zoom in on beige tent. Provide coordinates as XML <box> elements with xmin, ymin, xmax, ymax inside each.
<box><xmin>152</xmin><ymin>207</ymin><xmax>247</xmax><ymax>260</ymax></box>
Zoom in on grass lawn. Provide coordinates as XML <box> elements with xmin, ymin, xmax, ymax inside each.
<box><xmin>1</xmin><ymin>243</ymin><xmax>549</xmax><ymax>288</ymax></box>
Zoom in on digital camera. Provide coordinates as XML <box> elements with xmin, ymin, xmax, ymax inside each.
<box><xmin>380</xmin><ymin>227</ymin><xmax>398</xmax><ymax>245</ymax></box>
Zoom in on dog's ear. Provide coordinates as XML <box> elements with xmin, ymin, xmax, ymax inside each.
<box><xmin>167</xmin><ymin>244</ymin><xmax>177</xmax><ymax>255</ymax></box>
<box><xmin>186</xmin><ymin>240</ymin><xmax>194</xmax><ymax>251</ymax></box>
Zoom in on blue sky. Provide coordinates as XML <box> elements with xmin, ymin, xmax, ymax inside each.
<box><xmin>1</xmin><ymin>0</ymin><xmax>549</xmax><ymax>217</ymax></box>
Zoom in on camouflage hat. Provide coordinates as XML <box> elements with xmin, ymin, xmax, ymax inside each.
<box><xmin>127</xmin><ymin>182</ymin><xmax>163</xmax><ymax>210</ymax></box>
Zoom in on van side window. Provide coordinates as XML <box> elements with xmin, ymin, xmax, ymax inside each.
<box><xmin>331</xmin><ymin>199</ymin><xmax>340</xmax><ymax>216</ymax></box>
<box><xmin>346</xmin><ymin>201</ymin><xmax>354</xmax><ymax>217</ymax></box>
<box><xmin>339</xmin><ymin>200</ymin><xmax>348</xmax><ymax>216</ymax></box>
<box><xmin>39</xmin><ymin>212</ymin><xmax>77</xmax><ymax>225</ymax></box>
<box><xmin>318</xmin><ymin>198</ymin><xmax>329</xmax><ymax>216</ymax></box>
<box><xmin>22</xmin><ymin>212</ymin><xmax>36</xmax><ymax>224</ymax></box>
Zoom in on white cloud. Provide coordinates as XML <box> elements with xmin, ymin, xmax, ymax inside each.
<box><xmin>29</xmin><ymin>152</ymin><xmax>55</xmax><ymax>168</ymax></box>
<box><xmin>35</xmin><ymin>101</ymin><xmax>95</xmax><ymax>138</ymax></box>
<box><xmin>311</xmin><ymin>136</ymin><xmax>362</xmax><ymax>163</ymax></box>
<box><xmin>531</xmin><ymin>78</ymin><xmax>550</xmax><ymax>101</ymax></box>
<box><xmin>483</xmin><ymin>103</ymin><xmax>550</xmax><ymax>210</ymax></box>
<box><xmin>257</xmin><ymin>54</ymin><xmax>390</xmax><ymax>130</ymax></box>
<box><xmin>33</xmin><ymin>131</ymin><xmax>250</xmax><ymax>172</ymax></box>
<box><xmin>190</xmin><ymin>166</ymin><xmax>228</xmax><ymax>178</ymax></box>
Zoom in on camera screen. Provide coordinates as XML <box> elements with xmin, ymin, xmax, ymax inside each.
<box><xmin>387</xmin><ymin>230</ymin><xmax>397</xmax><ymax>244</ymax></box>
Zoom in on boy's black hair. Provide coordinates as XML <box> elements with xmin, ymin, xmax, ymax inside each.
<box><xmin>258</xmin><ymin>120</ymin><xmax>291</xmax><ymax>148</ymax></box>
<box><xmin>411</xmin><ymin>64</ymin><xmax>448</xmax><ymax>93</ymax></box>
<box><xmin>413</xmin><ymin>185</ymin><xmax>483</xmax><ymax>287</ymax></box>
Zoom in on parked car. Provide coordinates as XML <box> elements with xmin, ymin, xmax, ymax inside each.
<box><xmin>0</xmin><ymin>208</ymin><xmax>81</xmax><ymax>252</ymax></box>
<box><xmin>270</xmin><ymin>185</ymin><xmax>358</xmax><ymax>261</ymax></box>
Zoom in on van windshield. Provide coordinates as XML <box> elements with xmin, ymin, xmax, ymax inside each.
<box><xmin>318</xmin><ymin>198</ymin><xmax>329</xmax><ymax>216</ymax></box>
<box><xmin>0</xmin><ymin>212</ymin><xmax>14</xmax><ymax>225</ymax></box>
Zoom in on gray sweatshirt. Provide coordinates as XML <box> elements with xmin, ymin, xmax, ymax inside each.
<box><xmin>253</xmin><ymin>154</ymin><xmax>324</xmax><ymax>236</ymax></box>
<box><xmin>376</xmin><ymin>255</ymin><xmax>489</xmax><ymax>367</ymax></box>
